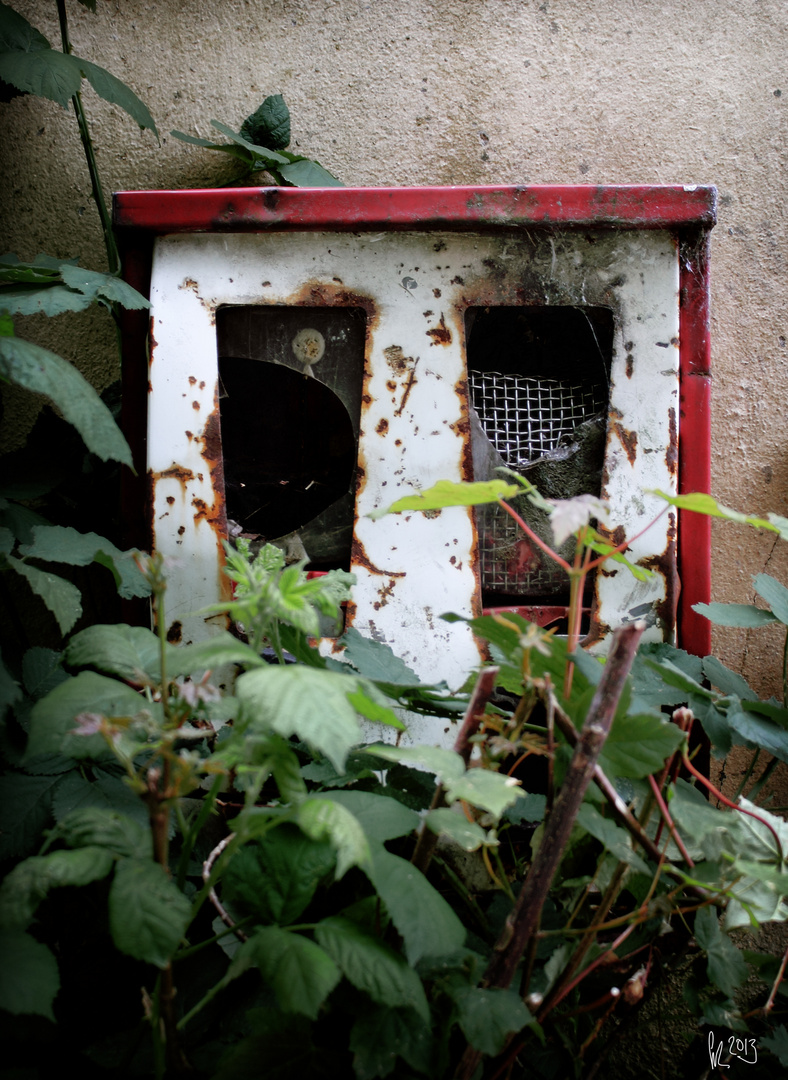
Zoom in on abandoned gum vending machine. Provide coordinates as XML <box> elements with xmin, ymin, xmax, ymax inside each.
<box><xmin>115</xmin><ymin>185</ymin><xmax>716</xmax><ymax>743</ymax></box>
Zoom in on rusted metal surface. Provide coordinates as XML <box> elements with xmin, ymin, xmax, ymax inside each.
<box><xmin>115</xmin><ymin>185</ymin><xmax>717</xmax><ymax>234</ymax></box>
<box><xmin>115</xmin><ymin>186</ymin><xmax>715</xmax><ymax>745</ymax></box>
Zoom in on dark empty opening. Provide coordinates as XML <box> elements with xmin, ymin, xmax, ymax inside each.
<box><xmin>216</xmin><ymin>306</ymin><xmax>366</xmax><ymax>571</ymax></box>
<box><xmin>466</xmin><ymin>305</ymin><xmax>614</xmax><ymax>606</ymax></box>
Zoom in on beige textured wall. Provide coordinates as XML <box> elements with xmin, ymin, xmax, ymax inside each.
<box><xmin>3</xmin><ymin>0</ymin><xmax>788</xmax><ymax>793</ymax></box>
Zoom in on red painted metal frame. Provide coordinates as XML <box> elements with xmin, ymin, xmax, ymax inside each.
<box><xmin>114</xmin><ymin>184</ymin><xmax>716</xmax><ymax>654</ymax></box>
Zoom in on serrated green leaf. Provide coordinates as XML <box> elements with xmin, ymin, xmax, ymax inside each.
<box><xmin>209</xmin><ymin>119</ymin><xmax>292</xmax><ymax>164</ymax></box>
<box><xmin>599</xmin><ymin>712</ymin><xmax>685</xmax><ymax>779</ymax></box>
<box><xmin>0</xmin><ymin>846</ymin><xmax>114</xmax><ymax>929</ymax></box>
<box><xmin>0</xmin><ymin>48</ymin><xmax>81</xmax><ymax>107</ymax></box>
<box><xmin>369</xmin><ymin>478</ymin><xmax>519</xmax><ymax>519</ymax></box>
<box><xmin>0</xmin><ymin>930</ymin><xmax>59</xmax><ymax>1020</ymax></box>
<box><xmin>452</xmin><ymin>986</ymin><xmax>531</xmax><ymax>1055</ymax></box>
<box><xmin>315</xmin><ymin>915</ymin><xmax>429</xmax><ymax>1020</ymax></box>
<box><xmin>278</xmin><ymin>157</ymin><xmax>344</xmax><ymax>187</ymax></box>
<box><xmin>0</xmin><ymin>283</ymin><xmax>92</xmax><ymax>316</ymax></box>
<box><xmin>0</xmin><ymin>648</ymin><xmax>21</xmax><ymax>720</ymax></box>
<box><xmin>702</xmin><ymin>655</ymin><xmax>759</xmax><ymax>701</ymax></box>
<box><xmin>444</xmin><ymin>767</ymin><xmax>524</xmax><ymax>820</ymax></box>
<box><xmin>4</xmin><ymin>555</ymin><xmax>81</xmax><ymax>633</ymax></box>
<box><xmin>361</xmin><ymin>741</ymin><xmax>464</xmax><ymax>781</ymax></box>
<box><xmin>240</xmin><ymin>94</ymin><xmax>291</xmax><ymax>150</ymax></box>
<box><xmin>349</xmin><ymin>1003</ymin><xmax>433</xmax><ymax>1079</ymax></box>
<box><xmin>0</xmin><ymin>4</ymin><xmax>50</xmax><ymax>52</ymax></box>
<box><xmin>50</xmin><ymin>770</ymin><xmax>149</xmax><ymax>827</ymax></box>
<box><xmin>297</xmin><ymin>798</ymin><xmax>370</xmax><ymax>878</ymax></box>
<box><xmin>753</xmin><ymin>573</ymin><xmax>788</xmax><ymax>625</ymax></box>
<box><xmin>76</xmin><ymin>57</ymin><xmax>158</xmax><ymax>134</ymax></box>
<box><xmin>340</xmin><ymin>627</ymin><xmax>431</xmax><ymax>689</ymax></box>
<box><xmin>20</xmin><ymin>525</ymin><xmax>148</xmax><ymax>598</ymax></box>
<box><xmin>26</xmin><ymin>670</ymin><xmax>146</xmax><ymax>760</ymax></box>
<box><xmin>312</xmin><ymin>789</ymin><xmax>420</xmax><ymax>844</ymax></box>
<box><xmin>761</xmin><ymin>1025</ymin><xmax>788</xmax><ymax>1066</ymax></box>
<box><xmin>242</xmin><ymin>925</ymin><xmax>341</xmax><ymax>1019</ymax></box>
<box><xmin>576</xmin><ymin>803</ymin><xmax>651</xmax><ymax>874</ymax></box>
<box><xmin>236</xmin><ymin>666</ymin><xmax>362</xmax><ymax>772</ymax></box>
<box><xmin>168</xmin><ymin>630</ymin><xmax>265</xmax><ymax>677</ymax></box>
<box><xmin>109</xmin><ymin>858</ymin><xmax>191</xmax><ymax>967</ymax></box>
<box><xmin>366</xmin><ymin>846</ymin><xmax>465</xmax><ymax>964</ymax></box>
<box><xmin>222</xmin><ymin>824</ymin><xmax>335</xmax><ymax>925</ymax></box>
<box><xmin>725</xmin><ymin>705</ymin><xmax>788</xmax><ymax>763</ymax></box>
<box><xmin>0</xmin><ymin>337</ymin><xmax>132</xmax><ymax>465</ymax></box>
<box><xmin>693</xmin><ymin>602</ymin><xmax>778</xmax><ymax>628</ymax></box>
<box><xmin>22</xmin><ymin>646</ymin><xmax>66</xmax><ymax>699</ymax></box>
<box><xmin>504</xmin><ymin>792</ymin><xmax>547</xmax><ymax>824</ymax></box>
<box><xmin>693</xmin><ymin>905</ymin><xmax>749</xmax><ymax>997</ymax></box>
<box><xmin>0</xmin><ymin>772</ymin><xmax>62</xmax><ymax>861</ymax></box>
<box><xmin>65</xmin><ymin>624</ymin><xmax>160</xmax><ymax>684</ymax></box>
<box><xmin>347</xmin><ymin>686</ymin><xmax>406</xmax><ymax>730</ymax></box>
<box><xmin>52</xmin><ymin>806</ymin><xmax>151</xmax><ymax>859</ymax></box>
<box><xmin>425</xmin><ymin>808</ymin><xmax>491</xmax><ymax>851</ymax></box>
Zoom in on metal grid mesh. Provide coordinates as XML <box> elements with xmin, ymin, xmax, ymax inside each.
<box><xmin>469</xmin><ymin>371</ymin><xmax>607</xmax><ymax>467</ymax></box>
<box><xmin>470</xmin><ymin>370</ymin><xmax>607</xmax><ymax>598</ymax></box>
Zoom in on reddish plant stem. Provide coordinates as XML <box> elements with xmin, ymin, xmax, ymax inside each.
<box><xmin>648</xmin><ymin>773</ymin><xmax>695</xmax><ymax>867</ymax></box>
<box><xmin>454</xmin><ymin>624</ymin><xmax>644</xmax><ymax>1080</ymax></box>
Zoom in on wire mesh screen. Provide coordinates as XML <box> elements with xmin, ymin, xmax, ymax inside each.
<box><xmin>469</xmin><ymin>368</ymin><xmax>609</xmax><ymax>600</ymax></box>
<box><xmin>468</xmin><ymin>372</ymin><xmax>608</xmax><ymax>468</ymax></box>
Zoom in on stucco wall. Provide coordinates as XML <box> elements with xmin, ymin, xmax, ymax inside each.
<box><xmin>2</xmin><ymin>0</ymin><xmax>787</xmax><ymax>795</ymax></box>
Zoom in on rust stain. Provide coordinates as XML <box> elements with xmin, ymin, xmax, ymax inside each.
<box><xmin>640</xmin><ymin>518</ymin><xmax>678</xmax><ymax>638</ymax></box>
<box><xmin>625</xmin><ymin>353</ymin><xmax>634</xmax><ymax>379</ymax></box>
<box><xmin>351</xmin><ymin>536</ymin><xmax>406</xmax><ymax>578</ymax></box>
<box><xmin>166</xmin><ymin>620</ymin><xmax>183</xmax><ymax>644</ymax></box>
<box><xmin>666</xmin><ymin>407</ymin><xmax>678</xmax><ymax>478</ymax></box>
<box><xmin>423</xmin><ymin>310</ymin><xmax>434</xmax><ymax>319</ymax></box>
<box><xmin>188</xmin><ymin>376</ymin><xmax>197</xmax><ymax>386</ymax></box>
<box><xmin>192</xmin><ymin>401</ymin><xmax>200</xmax><ymax>410</ymax></box>
<box><xmin>426</xmin><ymin>313</ymin><xmax>452</xmax><ymax>347</ymax></box>
<box><xmin>166</xmin><ymin>496</ymin><xmax>175</xmax><ymax>506</ymax></box>
<box><xmin>158</xmin><ymin>464</ymin><xmax>195</xmax><ymax>485</ymax></box>
<box><xmin>376</xmin><ymin>418</ymin><xmax>389</xmax><ymax>436</ymax></box>
<box><xmin>177</xmin><ymin>526</ymin><xmax>185</xmax><ymax>536</ymax></box>
<box><xmin>372</xmin><ymin>578</ymin><xmax>397</xmax><ymax>610</ymax></box>
<box><xmin>383</xmin><ymin>345</ymin><xmax>414</xmax><ymax>376</ymax></box>
<box><xmin>609</xmin><ymin>407</ymin><xmax>638</xmax><ymax>466</ymax></box>
<box><xmin>180</xmin><ymin>278</ymin><xmax>199</xmax><ymax>292</ymax></box>
<box><xmin>185</xmin><ymin>430</ymin><xmax>194</xmax><ymax>441</ymax></box>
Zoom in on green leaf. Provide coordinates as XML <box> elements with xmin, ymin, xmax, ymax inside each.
<box><xmin>630</xmin><ymin>643</ymin><xmax>704</xmax><ymax>712</ymax></box>
<box><xmin>653</xmin><ymin>490</ymin><xmax>782</xmax><ymax>532</ymax></box>
<box><xmin>0</xmin><ymin>48</ymin><xmax>82</xmax><ymax>107</ymax></box>
<box><xmin>0</xmin><ymin>772</ymin><xmax>61</xmax><ymax>860</ymax></box>
<box><xmin>0</xmin><ymin>4</ymin><xmax>50</xmax><ymax>52</ymax></box>
<box><xmin>361</xmin><ymin>742</ymin><xmax>464</xmax><ymax>782</ymax></box>
<box><xmin>0</xmin><ymin>648</ymin><xmax>21</xmax><ymax>721</ymax></box>
<box><xmin>22</xmin><ymin>646</ymin><xmax>66</xmax><ymax>699</ymax></box>
<box><xmin>347</xmin><ymin>686</ymin><xmax>406</xmax><ymax>730</ymax></box>
<box><xmin>761</xmin><ymin>1025</ymin><xmax>788</xmax><ymax>1066</ymax></box>
<box><xmin>576</xmin><ymin>803</ymin><xmax>651</xmax><ymax>874</ymax></box>
<box><xmin>65</xmin><ymin>624</ymin><xmax>160</xmax><ymax>684</ymax></box>
<box><xmin>693</xmin><ymin>905</ymin><xmax>749</xmax><ymax>997</ymax></box>
<box><xmin>222</xmin><ymin>824</ymin><xmax>336</xmax><ymax>925</ymax></box>
<box><xmin>76</xmin><ymin>57</ymin><xmax>158</xmax><ymax>134</ymax></box>
<box><xmin>0</xmin><ymin>283</ymin><xmax>93</xmax><ymax>316</ymax></box>
<box><xmin>369</xmin><ymin>478</ymin><xmax>520</xmax><ymax>519</ymax></box>
<box><xmin>692</xmin><ymin>602</ymin><xmax>778</xmax><ymax>628</ymax></box>
<box><xmin>211</xmin><ymin>1008</ymin><xmax>330</xmax><ymax>1080</ymax></box>
<box><xmin>444</xmin><ymin>767</ymin><xmax>524</xmax><ymax>821</ymax></box>
<box><xmin>725</xmin><ymin>705</ymin><xmax>788</xmax><ymax>763</ymax></box>
<box><xmin>108</xmin><ymin>857</ymin><xmax>191</xmax><ymax>967</ymax></box>
<box><xmin>52</xmin><ymin>806</ymin><xmax>151</xmax><ymax>859</ymax></box>
<box><xmin>26</xmin><ymin>670</ymin><xmax>146</xmax><ymax>759</ymax></box>
<box><xmin>425</xmin><ymin>808</ymin><xmax>491</xmax><ymax>851</ymax></box>
<box><xmin>754</xmin><ymin>573</ymin><xmax>788</xmax><ymax>625</ymax></box>
<box><xmin>350</xmin><ymin>1003</ymin><xmax>433</xmax><ymax>1079</ymax></box>
<box><xmin>0</xmin><ymin>336</ymin><xmax>133</xmax><ymax>465</ymax></box>
<box><xmin>0</xmin><ymin>846</ymin><xmax>114</xmax><ymax>929</ymax></box>
<box><xmin>242</xmin><ymin>925</ymin><xmax>341</xmax><ymax>1019</ymax></box>
<box><xmin>504</xmin><ymin>792</ymin><xmax>547</xmax><ymax>824</ymax></box>
<box><xmin>702</xmin><ymin>655</ymin><xmax>759</xmax><ymax>701</ymax></box>
<box><xmin>599</xmin><ymin>712</ymin><xmax>685</xmax><ymax>779</ymax></box>
<box><xmin>452</xmin><ymin>986</ymin><xmax>530</xmax><ymax>1056</ymax></box>
<box><xmin>58</xmin><ymin>262</ymin><xmax>149</xmax><ymax>309</ymax></box>
<box><xmin>340</xmin><ymin>627</ymin><xmax>432</xmax><ymax>690</ymax></box>
<box><xmin>168</xmin><ymin>630</ymin><xmax>265</xmax><ymax>676</ymax></box>
<box><xmin>278</xmin><ymin>157</ymin><xmax>344</xmax><ymax>187</ymax></box>
<box><xmin>240</xmin><ymin>94</ymin><xmax>291</xmax><ymax>150</ymax></box>
<box><xmin>51</xmin><ymin>770</ymin><xmax>149</xmax><ymax>827</ymax></box>
<box><xmin>4</xmin><ymin>555</ymin><xmax>82</xmax><ymax>633</ymax></box>
<box><xmin>297</xmin><ymin>798</ymin><xmax>371</xmax><ymax>879</ymax></box>
<box><xmin>312</xmin><ymin>789</ymin><xmax>420</xmax><ymax>844</ymax></box>
<box><xmin>209</xmin><ymin>119</ymin><xmax>292</xmax><ymax>164</ymax></box>
<box><xmin>0</xmin><ymin>930</ymin><xmax>59</xmax><ymax>1020</ymax></box>
<box><xmin>315</xmin><ymin>915</ymin><xmax>429</xmax><ymax>1020</ymax></box>
<box><xmin>366</xmin><ymin>846</ymin><xmax>465</xmax><ymax>964</ymax></box>
<box><xmin>236</xmin><ymin>666</ymin><xmax>362</xmax><ymax>772</ymax></box>
<box><xmin>20</xmin><ymin>525</ymin><xmax>149</xmax><ymax>598</ymax></box>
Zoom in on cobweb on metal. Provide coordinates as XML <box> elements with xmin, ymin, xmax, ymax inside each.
<box><xmin>468</xmin><ymin>371</ymin><xmax>607</xmax><ymax>467</ymax></box>
<box><xmin>469</xmin><ymin>370</ymin><xmax>607</xmax><ymax>598</ymax></box>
